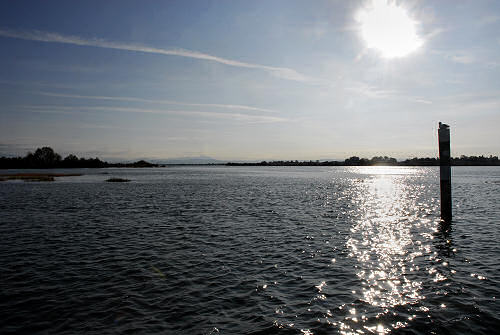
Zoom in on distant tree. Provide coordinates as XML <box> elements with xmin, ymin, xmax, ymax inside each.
<box><xmin>27</xmin><ymin>147</ymin><xmax>62</xmax><ymax>168</ymax></box>
<box><xmin>370</xmin><ymin>156</ymin><xmax>397</xmax><ymax>165</ymax></box>
<box><xmin>63</xmin><ymin>154</ymin><xmax>80</xmax><ymax>168</ymax></box>
<box><xmin>130</xmin><ymin>160</ymin><xmax>156</xmax><ymax>168</ymax></box>
<box><xmin>345</xmin><ymin>156</ymin><xmax>361</xmax><ymax>165</ymax></box>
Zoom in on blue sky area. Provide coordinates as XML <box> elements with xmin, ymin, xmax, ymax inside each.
<box><xmin>1</xmin><ymin>0</ymin><xmax>499</xmax><ymax>160</ymax></box>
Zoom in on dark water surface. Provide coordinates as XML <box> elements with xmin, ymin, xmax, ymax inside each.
<box><xmin>1</xmin><ymin>166</ymin><xmax>499</xmax><ymax>334</ymax></box>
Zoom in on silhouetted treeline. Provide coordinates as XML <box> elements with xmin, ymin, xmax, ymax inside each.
<box><xmin>399</xmin><ymin>157</ymin><xmax>439</xmax><ymax>166</ymax></box>
<box><xmin>0</xmin><ymin>147</ymin><xmax>157</xmax><ymax>169</ymax></box>
<box><xmin>111</xmin><ymin>160</ymin><xmax>158</xmax><ymax>168</ymax></box>
<box><xmin>399</xmin><ymin>155</ymin><xmax>500</xmax><ymax>166</ymax></box>
<box><xmin>228</xmin><ymin>160</ymin><xmax>343</xmax><ymax>167</ymax></box>
<box><xmin>227</xmin><ymin>156</ymin><xmax>398</xmax><ymax>166</ymax></box>
<box><xmin>451</xmin><ymin>155</ymin><xmax>500</xmax><ymax>166</ymax></box>
<box><xmin>227</xmin><ymin>155</ymin><xmax>500</xmax><ymax>166</ymax></box>
<box><xmin>2</xmin><ymin>147</ymin><xmax>498</xmax><ymax>169</ymax></box>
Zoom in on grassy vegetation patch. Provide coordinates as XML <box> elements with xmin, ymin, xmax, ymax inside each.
<box><xmin>0</xmin><ymin>173</ymin><xmax>82</xmax><ymax>182</ymax></box>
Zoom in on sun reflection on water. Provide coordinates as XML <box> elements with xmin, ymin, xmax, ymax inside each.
<box><xmin>341</xmin><ymin>166</ymin><xmax>435</xmax><ymax>333</ymax></box>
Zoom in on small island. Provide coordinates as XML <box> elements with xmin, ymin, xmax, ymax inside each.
<box><xmin>105</xmin><ymin>178</ymin><xmax>131</xmax><ymax>183</ymax></box>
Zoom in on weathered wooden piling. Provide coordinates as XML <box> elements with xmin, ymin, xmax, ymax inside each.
<box><xmin>438</xmin><ymin>122</ymin><xmax>452</xmax><ymax>222</ymax></box>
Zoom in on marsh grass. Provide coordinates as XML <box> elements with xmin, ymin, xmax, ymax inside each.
<box><xmin>0</xmin><ymin>173</ymin><xmax>82</xmax><ymax>182</ymax></box>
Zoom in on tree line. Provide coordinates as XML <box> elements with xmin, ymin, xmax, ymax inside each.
<box><xmin>0</xmin><ymin>147</ymin><xmax>157</xmax><ymax>169</ymax></box>
<box><xmin>1</xmin><ymin>147</ymin><xmax>498</xmax><ymax>169</ymax></box>
<box><xmin>227</xmin><ymin>155</ymin><xmax>500</xmax><ymax>166</ymax></box>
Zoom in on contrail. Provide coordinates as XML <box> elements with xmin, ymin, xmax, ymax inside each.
<box><xmin>17</xmin><ymin>104</ymin><xmax>288</xmax><ymax>123</ymax></box>
<box><xmin>0</xmin><ymin>28</ymin><xmax>318</xmax><ymax>83</ymax></box>
<box><xmin>37</xmin><ymin>91</ymin><xmax>279</xmax><ymax>114</ymax></box>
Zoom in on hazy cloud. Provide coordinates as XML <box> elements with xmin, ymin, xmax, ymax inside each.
<box><xmin>432</xmin><ymin>49</ymin><xmax>477</xmax><ymax>64</ymax></box>
<box><xmin>347</xmin><ymin>83</ymin><xmax>432</xmax><ymax>104</ymax></box>
<box><xmin>478</xmin><ymin>15</ymin><xmax>500</xmax><ymax>26</ymax></box>
<box><xmin>450</xmin><ymin>54</ymin><xmax>475</xmax><ymax>64</ymax></box>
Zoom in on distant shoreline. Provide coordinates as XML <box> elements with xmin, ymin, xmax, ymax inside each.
<box><xmin>225</xmin><ymin>156</ymin><xmax>500</xmax><ymax>167</ymax></box>
<box><xmin>1</xmin><ymin>147</ymin><xmax>499</xmax><ymax>169</ymax></box>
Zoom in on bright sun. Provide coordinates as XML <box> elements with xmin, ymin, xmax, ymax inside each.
<box><xmin>356</xmin><ymin>0</ymin><xmax>423</xmax><ymax>58</ymax></box>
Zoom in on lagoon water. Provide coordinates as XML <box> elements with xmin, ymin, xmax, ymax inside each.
<box><xmin>0</xmin><ymin>166</ymin><xmax>499</xmax><ymax>334</ymax></box>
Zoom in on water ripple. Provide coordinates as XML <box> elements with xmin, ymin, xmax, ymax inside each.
<box><xmin>0</xmin><ymin>166</ymin><xmax>499</xmax><ymax>334</ymax></box>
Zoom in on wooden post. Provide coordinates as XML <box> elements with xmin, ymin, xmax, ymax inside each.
<box><xmin>438</xmin><ymin>122</ymin><xmax>452</xmax><ymax>223</ymax></box>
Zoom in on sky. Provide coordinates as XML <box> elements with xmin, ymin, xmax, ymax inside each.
<box><xmin>1</xmin><ymin>0</ymin><xmax>499</xmax><ymax>161</ymax></box>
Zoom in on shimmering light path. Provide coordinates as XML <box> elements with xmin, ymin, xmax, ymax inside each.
<box><xmin>343</xmin><ymin>167</ymin><xmax>436</xmax><ymax>333</ymax></box>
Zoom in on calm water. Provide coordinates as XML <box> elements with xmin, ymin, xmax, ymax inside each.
<box><xmin>0</xmin><ymin>166</ymin><xmax>499</xmax><ymax>334</ymax></box>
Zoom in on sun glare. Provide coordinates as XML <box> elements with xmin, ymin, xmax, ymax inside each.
<box><xmin>356</xmin><ymin>0</ymin><xmax>423</xmax><ymax>58</ymax></box>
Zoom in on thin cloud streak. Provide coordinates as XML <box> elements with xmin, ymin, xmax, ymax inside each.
<box><xmin>17</xmin><ymin>105</ymin><xmax>288</xmax><ymax>123</ymax></box>
<box><xmin>0</xmin><ymin>28</ymin><xmax>318</xmax><ymax>83</ymax></box>
<box><xmin>38</xmin><ymin>92</ymin><xmax>279</xmax><ymax>114</ymax></box>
